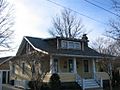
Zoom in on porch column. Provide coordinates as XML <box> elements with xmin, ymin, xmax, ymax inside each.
<box><xmin>50</xmin><ymin>55</ymin><xmax>54</xmax><ymax>74</ymax></box>
<box><xmin>73</xmin><ymin>58</ymin><xmax>77</xmax><ymax>73</ymax></box>
<box><xmin>92</xmin><ymin>59</ymin><xmax>96</xmax><ymax>78</ymax></box>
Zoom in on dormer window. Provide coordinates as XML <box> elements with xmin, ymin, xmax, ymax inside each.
<box><xmin>61</xmin><ymin>40</ymin><xmax>67</xmax><ymax>48</ymax></box>
<box><xmin>74</xmin><ymin>42</ymin><xmax>81</xmax><ymax>49</ymax></box>
<box><xmin>68</xmin><ymin>41</ymin><xmax>74</xmax><ymax>49</ymax></box>
<box><xmin>61</xmin><ymin>40</ymin><xmax>81</xmax><ymax>49</ymax></box>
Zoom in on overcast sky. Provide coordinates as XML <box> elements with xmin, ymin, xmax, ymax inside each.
<box><xmin>1</xmin><ymin>0</ymin><xmax>115</xmax><ymax>57</ymax></box>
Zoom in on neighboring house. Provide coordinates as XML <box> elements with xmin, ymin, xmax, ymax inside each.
<box><xmin>9</xmin><ymin>35</ymin><xmax>113</xmax><ymax>90</ymax></box>
<box><xmin>0</xmin><ymin>56</ymin><xmax>13</xmax><ymax>84</ymax></box>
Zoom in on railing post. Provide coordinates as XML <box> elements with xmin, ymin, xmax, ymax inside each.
<box><xmin>100</xmin><ymin>78</ymin><xmax>103</xmax><ymax>87</ymax></box>
<box><xmin>82</xmin><ymin>79</ymin><xmax>85</xmax><ymax>90</ymax></box>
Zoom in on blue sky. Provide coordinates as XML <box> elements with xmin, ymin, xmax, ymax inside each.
<box><xmin>1</xmin><ymin>0</ymin><xmax>115</xmax><ymax>57</ymax></box>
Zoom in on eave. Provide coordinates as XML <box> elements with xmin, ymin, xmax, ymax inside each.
<box><xmin>51</xmin><ymin>53</ymin><xmax>114</xmax><ymax>59</ymax></box>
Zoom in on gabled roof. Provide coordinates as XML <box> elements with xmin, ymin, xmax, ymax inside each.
<box><xmin>25</xmin><ymin>36</ymin><xmax>53</xmax><ymax>53</ymax></box>
<box><xmin>16</xmin><ymin>36</ymin><xmax>110</xmax><ymax>58</ymax></box>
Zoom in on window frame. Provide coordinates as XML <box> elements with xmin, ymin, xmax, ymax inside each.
<box><xmin>61</xmin><ymin>40</ymin><xmax>81</xmax><ymax>49</ymax></box>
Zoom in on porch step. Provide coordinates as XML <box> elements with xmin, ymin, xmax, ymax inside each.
<box><xmin>76</xmin><ymin>79</ymin><xmax>101</xmax><ymax>90</ymax></box>
<box><xmin>84</xmin><ymin>79</ymin><xmax>100</xmax><ymax>89</ymax></box>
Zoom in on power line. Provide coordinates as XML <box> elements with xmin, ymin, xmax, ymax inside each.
<box><xmin>84</xmin><ymin>0</ymin><xmax>120</xmax><ymax>18</ymax></box>
<box><xmin>46</xmin><ymin>0</ymin><xmax>108</xmax><ymax>26</ymax></box>
<box><xmin>92</xmin><ymin>0</ymin><xmax>109</xmax><ymax>6</ymax></box>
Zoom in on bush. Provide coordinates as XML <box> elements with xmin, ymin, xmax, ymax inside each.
<box><xmin>49</xmin><ymin>73</ymin><xmax>61</xmax><ymax>90</ymax></box>
<box><xmin>28</xmin><ymin>81</ymin><xmax>42</xmax><ymax>90</ymax></box>
<box><xmin>41</xmin><ymin>83</ymin><xmax>49</xmax><ymax>90</ymax></box>
<box><xmin>28</xmin><ymin>81</ymin><xmax>50</xmax><ymax>90</ymax></box>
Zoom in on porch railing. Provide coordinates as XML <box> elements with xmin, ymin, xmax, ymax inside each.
<box><xmin>76</xmin><ymin>74</ymin><xmax>85</xmax><ymax>90</ymax></box>
<box><xmin>94</xmin><ymin>74</ymin><xmax>103</xmax><ymax>87</ymax></box>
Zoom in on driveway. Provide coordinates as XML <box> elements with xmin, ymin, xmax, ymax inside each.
<box><xmin>2</xmin><ymin>84</ymin><xmax>23</xmax><ymax>90</ymax></box>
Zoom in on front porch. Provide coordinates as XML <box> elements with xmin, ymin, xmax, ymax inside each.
<box><xmin>49</xmin><ymin>56</ymin><xmax>97</xmax><ymax>79</ymax></box>
<box><xmin>44</xmin><ymin>55</ymin><xmax>109</xmax><ymax>90</ymax></box>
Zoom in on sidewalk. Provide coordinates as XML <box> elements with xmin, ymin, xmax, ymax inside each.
<box><xmin>2</xmin><ymin>84</ymin><xmax>23</xmax><ymax>90</ymax></box>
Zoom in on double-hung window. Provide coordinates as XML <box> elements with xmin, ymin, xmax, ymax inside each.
<box><xmin>61</xmin><ymin>40</ymin><xmax>81</xmax><ymax>49</ymax></box>
<box><xmin>22</xmin><ymin>63</ymin><xmax>25</xmax><ymax>74</ymax></box>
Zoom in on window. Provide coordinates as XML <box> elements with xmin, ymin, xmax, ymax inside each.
<box><xmin>2</xmin><ymin>71</ymin><xmax>7</xmax><ymax>84</ymax></box>
<box><xmin>22</xmin><ymin>63</ymin><xmax>25</xmax><ymax>74</ymax></box>
<box><xmin>84</xmin><ymin>60</ymin><xmax>89</xmax><ymax>72</ymax></box>
<box><xmin>61</xmin><ymin>40</ymin><xmax>81</xmax><ymax>49</ymax></box>
<box><xmin>61</xmin><ymin>40</ymin><xmax>67</xmax><ymax>48</ymax></box>
<box><xmin>32</xmin><ymin>63</ymin><xmax>35</xmax><ymax>74</ymax></box>
<box><xmin>68</xmin><ymin>41</ymin><xmax>74</xmax><ymax>49</ymax></box>
<box><xmin>74</xmin><ymin>42</ymin><xmax>81</xmax><ymax>49</ymax></box>
<box><xmin>12</xmin><ymin>64</ymin><xmax>15</xmax><ymax>74</ymax></box>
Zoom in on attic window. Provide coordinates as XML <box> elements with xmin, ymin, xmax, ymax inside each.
<box><xmin>74</xmin><ymin>42</ymin><xmax>81</xmax><ymax>49</ymax></box>
<box><xmin>61</xmin><ymin>40</ymin><xmax>67</xmax><ymax>48</ymax></box>
<box><xmin>61</xmin><ymin>40</ymin><xmax>81</xmax><ymax>49</ymax></box>
<box><xmin>68</xmin><ymin>41</ymin><xmax>74</xmax><ymax>49</ymax></box>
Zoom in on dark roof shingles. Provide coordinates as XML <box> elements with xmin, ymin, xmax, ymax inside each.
<box><xmin>26</xmin><ymin>36</ymin><xmax>103</xmax><ymax>57</ymax></box>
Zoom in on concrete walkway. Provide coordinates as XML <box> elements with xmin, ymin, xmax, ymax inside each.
<box><xmin>2</xmin><ymin>84</ymin><xmax>23</xmax><ymax>90</ymax></box>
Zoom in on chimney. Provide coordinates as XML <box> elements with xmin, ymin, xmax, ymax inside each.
<box><xmin>82</xmin><ymin>34</ymin><xmax>89</xmax><ymax>47</ymax></box>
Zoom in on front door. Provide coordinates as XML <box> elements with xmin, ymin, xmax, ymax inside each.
<box><xmin>68</xmin><ymin>59</ymin><xmax>74</xmax><ymax>72</ymax></box>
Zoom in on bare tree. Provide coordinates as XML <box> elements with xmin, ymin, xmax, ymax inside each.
<box><xmin>106</xmin><ymin>0</ymin><xmax>120</xmax><ymax>40</ymax></box>
<box><xmin>10</xmin><ymin>51</ymin><xmax>49</xmax><ymax>90</ymax></box>
<box><xmin>49</xmin><ymin>9</ymin><xmax>85</xmax><ymax>39</ymax></box>
<box><xmin>91</xmin><ymin>37</ymin><xmax>120</xmax><ymax>90</ymax></box>
<box><xmin>0</xmin><ymin>0</ymin><xmax>14</xmax><ymax>52</ymax></box>
<box><xmin>90</xmin><ymin>37</ymin><xmax>118</xmax><ymax>55</ymax></box>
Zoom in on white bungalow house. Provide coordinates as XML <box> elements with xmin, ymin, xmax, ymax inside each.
<box><xmin>9</xmin><ymin>34</ymin><xmax>113</xmax><ymax>90</ymax></box>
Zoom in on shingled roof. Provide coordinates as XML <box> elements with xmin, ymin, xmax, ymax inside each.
<box><xmin>22</xmin><ymin>36</ymin><xmax>106</xmax><ymax>58</ymax></box>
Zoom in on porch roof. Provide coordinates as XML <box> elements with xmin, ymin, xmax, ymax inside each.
<box><xmin>24</xmin><ymin>36</ymin><xmax>112</xmax><ymax>58</ymax></box>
